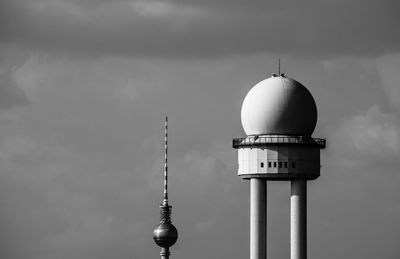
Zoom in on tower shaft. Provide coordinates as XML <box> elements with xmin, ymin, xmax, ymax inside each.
<box><xmin>250</xmin><ymin>178</ymin><xmax>267</xmax><ymax>259</ymax></box>
<box><xmin>291</xmin><ymin>180</ymin><xmax>307</xmax><ymax>259</ymax></box>
<box><xmin>160</xmin><ymin>247</ymin><xmax>170</xmax><ymax>259</ymax></box>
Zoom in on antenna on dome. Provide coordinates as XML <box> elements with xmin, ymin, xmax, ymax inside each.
<box><xmin>278</xmin><ymin>59</ymin><xmax>287</xmax><ymax>77</ymax></box>
<box><xmin>278</xmin><ymin>58</ymin><xmax>281</xmax><ymax>75</ymax></box>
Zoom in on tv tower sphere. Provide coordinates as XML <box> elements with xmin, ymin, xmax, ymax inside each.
<box><xmin>241</xmin><ymin>75</ymin><xmax>317</xmax><ymax>136</ymax></box>
<box><xmin>153</xmin><ymin>220</ymin><xmax>178</xmax><ymax>248</ymax></box>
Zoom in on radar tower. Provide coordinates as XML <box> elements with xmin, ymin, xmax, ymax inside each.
<box><xmin>233</xmin><ymin>74</ymin><xmax>326</xmax><ymax>259</ymax></box>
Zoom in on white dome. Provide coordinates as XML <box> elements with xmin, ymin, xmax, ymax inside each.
<box><xmin>241</xmin><ymin>75</ymin><xmax>317</xmax><ymax>136</ymax></box>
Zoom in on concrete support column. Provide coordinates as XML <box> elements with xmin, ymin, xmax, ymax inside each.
<box><xmin>291</xmin><ymin>180</ymin><xmax>307</xmax><ymax>259</ymax></box>
<box><xmin>250</xmin><ymin>178</ymin><xmax>267</xmax><ymax>259</ymax></box>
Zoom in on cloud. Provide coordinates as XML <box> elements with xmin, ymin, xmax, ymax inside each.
<box><xmin>0</xmin><ymin>52</ymin><xmax>248</xmax><ymax>259</ymax></box>
<box><xmin>314</xmin><ymin>104</ymin><xmax>400</xmax><ymax>259</ymax></box>
<box><xmin>0</xmin><ymin>75</ymin><xmax>29</xmax><ymax>109</ymax></box>
<box><xmin>0</xmin><ymin>135</ymin><xmax>36</xmax><ymax>161</ymax></box>
<box><xmin>2</xmin><ymin>0</ymin><xmax>400</xmax><ymax>58</ymax></box>
<box><xmin>328</xmin><ymin>105</ymin><xmax>400</xmax><ymax>167</ymax></box>
<box><xmin>0</xmin><ymin>132</ymin><xmax>154</xmax><ymax>258</ymax></box>
<box><xmin>147</xmin><ymin>148</ymin><xmax>232</xmax><ymax>198</ymax></box>
<box><xmin>0</xmin><ymin>46</ymin><xmax>31</xmax><ymax>109</ymax></box>
<box><xmin>11</xmin><ymin>54</ymin><xmax>141</xmax><ymax>105</ymax></box>
<box><xmin>131</xmin><ymin>1</ymin><xmax>202</xmax><ymax>18</ymax></box>
<box><xmin>0</xmin><ymin>47</ymin><xmax>400</xmax><ymax>258</ymax></box>
<box><xmin>377</xmin><ymin>53</ymin><xmax>400</xmax><ymax>112</ymax></box>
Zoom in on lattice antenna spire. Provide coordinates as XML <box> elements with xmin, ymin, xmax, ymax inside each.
<box><xmin>163</xmin><ymin>116</ymin><xmax>169</xmax><ymax>206</ymax></box>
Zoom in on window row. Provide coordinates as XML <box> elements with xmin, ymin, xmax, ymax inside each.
<box><xmin>260</xmin><ymin>161</ymin><xmax>296</xmax><ymax>169</ymax></box>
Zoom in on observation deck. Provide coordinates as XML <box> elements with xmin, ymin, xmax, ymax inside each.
<box><xmin>233</xmin><ymin>135</ymin><xmax>326</xmax><ymax>149</ymax></box>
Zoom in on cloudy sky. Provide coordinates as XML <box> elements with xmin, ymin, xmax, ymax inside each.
<box><xmin>0</xmin><ymin>0</ymin><xmax>400</xmax><ymax>258</ymax></box>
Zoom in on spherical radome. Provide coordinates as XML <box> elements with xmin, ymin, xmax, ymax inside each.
<box><xmin>241</xmin><ymin>76</ymin><xmax>317</xmax><ymax>136</ymax></box>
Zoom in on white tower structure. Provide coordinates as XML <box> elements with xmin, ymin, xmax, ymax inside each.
<box><xmin>233</xmin><ymin>74</ymin><xmax>326</xmax><ymax>259</ymax></box>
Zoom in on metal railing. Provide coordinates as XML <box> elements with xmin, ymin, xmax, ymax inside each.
<box><xmin>233</xmin><ymin>136</ymin><xmax>326</xmax><ymax>148</ymax></box>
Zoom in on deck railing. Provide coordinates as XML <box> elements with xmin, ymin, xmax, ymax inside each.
<box><xmin>233</xmin><ymin>136</ymin><xmax>326</xmax><ymax>148</ymax></box>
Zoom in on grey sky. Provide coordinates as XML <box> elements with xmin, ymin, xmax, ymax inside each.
<box><xmin>2</xmin><ymin>0</ymin><xmax>400</xmax><ymax>58</ymax></box>
<box><xmin>0</xmin><ymin>1</ymin><xmax>399</xmax><ymax>258</ymax></box>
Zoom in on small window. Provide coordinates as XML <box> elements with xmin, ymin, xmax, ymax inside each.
<box><xmin>279</xmin><ymin>162</ymin><xmax>282</xmax><ymax>168</ymax></box>
<box><xmin>273</xmin><ymin>162</ymin><xmax>277</xmax><ymax>168</ymax></box>
<box><xmin>292</xmin><ymin>162</ymin><xmax>296</xmax><ymax>168</ymax></box>
<box><xmin>260</xmin><ymin>162</ymin><xmax>264</xmax><ymax>168</ymax></box>
<box><xmin>268</xmin><ymin>162</ymin><xmax>272</xmax><ymax>168</ymax></box>
<box><xmin>284</xmin><ymin>162</ymin><xmax>288</xmax><ymax>168</ymax></box>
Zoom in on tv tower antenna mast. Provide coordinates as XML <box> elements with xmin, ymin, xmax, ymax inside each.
<box><xmin>153</xmin><ymin>117</ymin><xmax>178</xmax><ymax>259</ymax></box>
